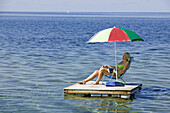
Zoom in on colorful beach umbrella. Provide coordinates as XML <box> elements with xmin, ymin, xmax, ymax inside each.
<box><xmin>87</xmin><ymin>26</ymin><xmax>144</xmax><ymax>80</ymax></box>
<box><xmin>87</xmin><ymin>27</ymin><xmax>144</xmax><ymax>43</ymax></box>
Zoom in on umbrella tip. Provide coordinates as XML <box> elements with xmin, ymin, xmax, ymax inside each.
<box><xmin>114</xmin><ymin>26</ymin><xmax>116</xmax><ymax>28</ymax></box>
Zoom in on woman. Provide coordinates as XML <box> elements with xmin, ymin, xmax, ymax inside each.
<box><xmin>78</xmin><ymin>52</ymin><xmax>131</xmax><ymax>85</ymax></box>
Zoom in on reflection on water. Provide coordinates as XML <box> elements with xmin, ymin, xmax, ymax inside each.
<box><xmin>65</xmin><ymin>94</ymin><xmax>133</xmax><ymax>112</ymax></box>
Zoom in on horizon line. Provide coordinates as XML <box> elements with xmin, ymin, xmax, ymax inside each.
<box><xmin>0</xmin><ymin>11</ymin><xmax>170</xmax><ymax>13</ymax></box>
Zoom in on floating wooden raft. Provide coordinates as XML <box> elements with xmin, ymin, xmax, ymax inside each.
<box><xmin>64</xmin><ymin>81</ymin><xmax>142</xmax><ymax>98</ymax></box>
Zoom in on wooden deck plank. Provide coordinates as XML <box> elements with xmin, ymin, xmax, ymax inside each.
<box><xmin>66</xmin><ymin>90</ymin><xmax>131</xmax><ymax>95</ymax></box>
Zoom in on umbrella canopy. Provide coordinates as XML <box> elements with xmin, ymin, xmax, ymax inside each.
<box><xmin>87</xmin><ymin>27</ymin><xmax>144</xmax><ymax>43</ymax></box>
<box><xmin>87</xmin><ymin>26</ymin><xmax>144</xmax><ymax>81</ymax></box>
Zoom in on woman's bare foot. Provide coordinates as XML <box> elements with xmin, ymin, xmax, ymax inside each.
<box><xmin>91</xmin><ymin>82</ymin><xmax>99</xmax><ymax>85</ymax></box>
<box><xmin>78</xmin><ymin>80</ymin><xmax>86</xmax><ymax>84</ymax></box>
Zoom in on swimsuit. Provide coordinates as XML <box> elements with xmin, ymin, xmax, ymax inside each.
<box><xmin>108</xmin><ymin>64</ymin><xmax>124</xmax><ymax>72</ymax></box>
<box><xmin>107</xmin><ymin>63</ymin><xmax>125</xmax><ymax>78</ymax></box>
<box><xmin>108</xmin><ymin>68</ymin><xmax>120</xmax><ymax>78</ymax></box>
<box><xmin>117</xmin><ymin>64</ymin><xmax>124</xmax><ymax>69</ymax></box>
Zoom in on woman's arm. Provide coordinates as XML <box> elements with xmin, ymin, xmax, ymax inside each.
<box><xmin>123</xmin><ymin>61</ymin><xmax>130</xmax><ymax>71</ymax></box>
<box><xmin>118</xmin><ymin>61</ymin><xmax>130</xmax><ymax>75</ymax></box>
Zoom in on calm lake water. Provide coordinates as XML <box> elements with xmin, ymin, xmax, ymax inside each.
<box><xmin>0</xmin><ymin>12</ymin><xmax>170</xmax><ymax>113</ymax></box>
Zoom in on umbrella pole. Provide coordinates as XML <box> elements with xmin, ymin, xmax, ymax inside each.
<box><xmin>115</xmin><ymin>41</ymin><xmax>118</xmax><ymax>81</ymax></box>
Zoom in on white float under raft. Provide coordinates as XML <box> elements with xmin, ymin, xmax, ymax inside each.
<box><xmin>64</xmin><ymin>81</ymin><xmax>142</xmax><ymax>99</ymax></box>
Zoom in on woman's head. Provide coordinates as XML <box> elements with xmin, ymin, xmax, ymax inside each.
<box><xmin>123</xmin><ymin>52</ymin><xmax>131</xmax><ymax>61</ymax></box>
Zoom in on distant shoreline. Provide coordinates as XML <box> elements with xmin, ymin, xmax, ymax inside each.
<box><xmin>0</xmin><ymin>11</ymin><xmax>170</xmax><ymax>13</ymax></box>
<box><xmin>0</xmin><ymin>11</ymin><xmax>170</xmax><ymax>18</ymax></box>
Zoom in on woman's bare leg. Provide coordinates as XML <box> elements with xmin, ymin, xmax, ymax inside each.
<box><xmin>78</xmin><ymin>70</ymin><xmax>99</xmax><ymax>84</ymax></box>
<box><xmin>78</xmin><ymin>66</ymin><xmax>113</xmax><ymax>85</ymax></box>
<box><xmin>92</xmin><ymin>68</ymin><xmax>111</xmax><ymax>85</ymax></box>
